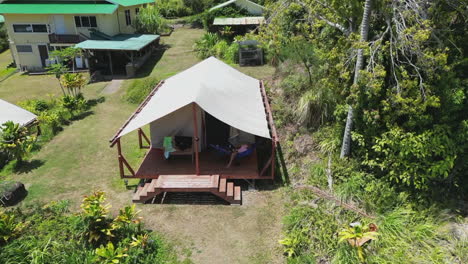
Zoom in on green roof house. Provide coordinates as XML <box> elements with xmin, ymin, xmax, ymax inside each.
<box><xmin>0</xmin><ymin>0</ymin><xmax>158</xmax><ymax>77</ymax></box>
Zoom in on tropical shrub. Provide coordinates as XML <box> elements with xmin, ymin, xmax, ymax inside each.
<box><xmin>157</xmin><ymin>0</ymin><xmax>191</xmax><ymax>18</ymax></box>
<box><xmin>60</xmin><ymin>72</ymin><xmax>88</xmax><ymax>97</ymax></box>
<box><xmin>124</xmin><ymin>76</ymin><xmax>160</xmax><ymax>104</ymax></box>
<box><xmin>0</xmin><ymin>192</ymin><xmax>184</xmax><ymax>263</ymax></box>
<box><xmin>0</xmin><ymin>210</ymin><xmax>25</xmax><ymax>244</ymax></box>
<box><xmin>0</xmin><ymin>121</ymin><xmax>36</xmax><ymax>165</ymax></box>
<box><xmin>193</xmin><ymin>32</ymin><xmax>239</xmax><ymax>63</ymax></box>
<box><xmin>19</xmin><ymin>97</ymin><xmax>75</xmax><ymax>140</ymax></box>
<box><xmin>193</xmin><ymin>32</ymin><xmax>220</xmax><ymax>58</ymax></box>
<box><xmin>135</xmin><ymin>5</ymin><xmax>170</xmax><ymax>34</ymax></box>
<box><xmin>61</xmin><ymin>94</ymin><xmax>87</xmax><ymax>116</ymax></box>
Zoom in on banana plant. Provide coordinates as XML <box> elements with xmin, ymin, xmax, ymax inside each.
<box><xmin>338</xmin><ymin>222</ymin><xmax>378</xmax><ymax>262</ymax></box>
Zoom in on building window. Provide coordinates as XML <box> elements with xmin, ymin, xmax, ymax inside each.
<box><xmin>13</xmin><ymin>24</ymin><xmax>48</xmax><ymax>33</ymax></box>
<box><xmin>135</xmin><ymin>8</ymin><xmax>140</xmax><ymax>15</ymax></box>
<box><xmin>74</xmin><ymin>16</ymin><xmax>97</xmax><ymax>28</ymax></box>
<box><xmin>16</xmin><ymin>45</ymin><xmax>33</xmax><ymax>53</ymax></box>
<box><xmin>125</xmin><ymin>10</ymin><xmax>131</xmax><ymax>25</ymax></box>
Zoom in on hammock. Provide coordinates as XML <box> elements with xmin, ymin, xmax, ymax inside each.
<box><xmin>209</xmin><ymin>144</ymin><xmax>256</xmax><ymax>159</ymax></box>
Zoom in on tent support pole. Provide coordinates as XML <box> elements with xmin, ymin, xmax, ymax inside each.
<box><xmin>192</xmin><ymin>103</ymin><xmax>200</xmax><ymax>175</ymax></box>
<box><xmin>116</xmin><ymin>138</ymin><xmax>124</xmax><ymax>178</ymax></box>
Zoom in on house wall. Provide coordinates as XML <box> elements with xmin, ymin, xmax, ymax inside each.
<box><xmin>115</xmin><ymin>5</ymin><xmax>141</xmax><ymax>34</ymax></box>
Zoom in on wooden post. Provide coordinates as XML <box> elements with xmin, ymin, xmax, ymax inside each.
<box><xmin>192</xmin><ymin>103</ymin><xmax>200</xmax><ymax>175</ymax></box>
<box><xmin>107</xmin><ymin>50</ymin><xmax>113</xmax><ymax>76</ymax></box>
<box><xmin>138</xmin><ymin>128</ymin><xmax>143</xmax><ymax>149</ymax></box>
<box><xmin>131</xmin><ymin>51</ymin><xmax>134</xmax><ymax>67</ymax></box>
<box><xmin>116</xmin><ymin>138</ymin><xmax>124</xmax><ymax>178</ymax></box>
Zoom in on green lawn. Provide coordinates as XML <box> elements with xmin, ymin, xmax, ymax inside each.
<box><xmin>0</xmin><ymin>27</ymin><xmax>283</xmax><ymax>263</ymax></box>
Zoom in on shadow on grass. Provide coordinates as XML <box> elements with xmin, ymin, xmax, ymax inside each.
<box><xmin>13</xmin><ymin>159</ymin><xmax>45</xmax><ymax>174</ymax></box>
<box><xmin>275</xmin><ymin>143</ymin><xmax>290</xmax><ymax>185</ymax></box>
<box><xmin>69</xmin><ymin>111</ymin><xmax>94</xmax><ymax>122</ymax></box>
<box><xmin>88</xmin><ymin>96</ymin><xmax>106</xmax><ymax>107</ymax></box>
<box><xmin>132</xmin><ymin>44</ymin><xmax>170</xmax><ymax>79</ymax></box>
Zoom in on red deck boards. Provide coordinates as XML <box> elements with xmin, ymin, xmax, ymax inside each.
<box><xmin>135</xmin><ymin>148</ymin><xmax>262</xmax><ymax>179</ymax></box>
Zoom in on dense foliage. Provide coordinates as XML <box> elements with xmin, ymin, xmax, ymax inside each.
<box><xmin>135</xmin><ymin>5</ymin><xmax>171</xmax><ymax>35</ymax></box>
<box><xmin>259</xmin><ymin>0</ymin><xmax>467</xmax><ymax>197</ymax></box>
<box><xmin>0</xmin><ymin>122</ymin><xmax>35</xmax><ymax>167</ymax></box>
<box><xmin>0</xmin><ymin>24</ymin><xmax>9</xmax><ymax>53</ymax></box>
<box><xmin>254</xmin><ymin>0</ymin><xmax>468</xmax><ymax>262</ymax></box>
<box><xmin>0</xmin><ymin>192</ymin><xmax>184</xmax><ymax>263</ymax></box>
<box><xmin>156</xmin><ymin>0</ymin><xmax>219</xmax><ymax>18</ymax></box>
<box><xmin>193</xmin><ymin>32</ymin><xmax>239</xmax><ymax>63</ymax></box>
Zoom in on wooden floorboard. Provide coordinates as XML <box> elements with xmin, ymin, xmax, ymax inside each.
<box><xmin>155</xmin><ymin>175</ymin><xmax>219</xmax><ymax>189</ymax></box>
<box><xmin>135</xmin><ymin>148</ymin><xmax>262</xmax><ymax>179</ymax></box>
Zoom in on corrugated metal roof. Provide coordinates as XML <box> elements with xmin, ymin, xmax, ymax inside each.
<box><xmin>75</xmin><ymin>34</ymin><xmax>159</xmax><ymax>51</ymax></box>
<box><xmin>0</xmin><ymin>1</ymin><xmax>118</xmax><ymax>14</ymax></box>
<box><xmin>107</xmin><ymin>0</ymin><xmax>154</xmax><ymax>7</ymax></box>
<box><xmin>213</xmin><ymin>16</ymin><xmax>265</xmax><ymax>25</ymax></box>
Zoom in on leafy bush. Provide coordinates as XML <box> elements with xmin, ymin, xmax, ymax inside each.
<box><xmin>0</xmin><ymin>192</ymin><xmax>184</xmax><ymax>263</ymax></box>
<box><xmin>124</xmin><ymin>76</ymin><xmax>160</xmax><ymax>104</ymax></box>
<box><xmin>0</xmin><ymin>121</ymin><xmax>36</xmax><ymax>165</ymax></box>
<box><xmin>193</xmin><ymin>32</ymin><xmax>239</xmax><ymax>63</ymax></box>
<box><xmin>193</xmin><ymin>32</ymin><xmax>220</xmax><ymax>58</ymax></box>
<box><xmin>0</xmin><ymin>25</ymin><xmax>9</xmax><ymax>53</ymax></box>
<box><xmin>157</xmin><ymin>0</ymin><xmax>191</xmax><ymax>18</ymax></box>
<box><xmin>61</xmin><ymin>94</ymin><xmax>87</xmax><ymax>117</ymax></box>
<box><xmin>135</xmin><ymin>5</ymin><xmax>171</xmax><ymax>34</ymax></box>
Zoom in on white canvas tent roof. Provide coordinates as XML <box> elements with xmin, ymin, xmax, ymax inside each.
<box><xmin>0</xmin><ymin>99</ymin><xmax>37</xmax><ymax>127</ymax></box>
<box><xmin>113</xmin><ymin>57</ymin><xmax>271</xmax><ymax>141</ymax></box>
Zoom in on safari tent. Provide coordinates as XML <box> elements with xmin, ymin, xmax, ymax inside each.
<box><xmin>110</xmin><ymin>57</ymin><xmax>278</xmax><ymax>205</ymax></box>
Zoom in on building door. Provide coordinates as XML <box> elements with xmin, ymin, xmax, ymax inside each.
<box><xmin>38</xmin><ymin>45</ymin><xmax>49</xmax><ymax>68</ymax></box>
<box><xmin>53</xmin><ymin>15</ymin><xmax>66</xmax><ymax>34</ymax></box>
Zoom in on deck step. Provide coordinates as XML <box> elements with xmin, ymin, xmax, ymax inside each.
<box><xmin>234</xmin><ymin>186</ymin><xmax>241</xmax><ymax>201</ymax></box>
<box><xmin>140</xmin><ymin>182</ymin><xmax>152</xmax><ymax>196</ymax></box>
<box><xmin>227</xmin><ymin>182</ymin><xmax>234</xmax><ymax>197</ymax></box>
<box><xmin>219</xmin><ymin>178</ymin><xmax>227</xmax><ymax>193</ymax></box>
<box><xmin>132</xmin><ymin>185</ymin><xmax>144</xmax><ymax>201</ymax></box>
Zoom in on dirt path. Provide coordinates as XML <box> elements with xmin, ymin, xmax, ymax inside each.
<box><xmin>102</xmin><ymin>78</ymin><xmax>124</xmax><ymax>94</ymax></box>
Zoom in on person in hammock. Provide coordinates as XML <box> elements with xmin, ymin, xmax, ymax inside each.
<box><xmin>226</xmin><ymin>127</ymin><xmax>255</xmax><ymax>168</ymax></box>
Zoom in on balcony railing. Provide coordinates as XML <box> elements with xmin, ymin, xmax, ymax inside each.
<box><xmin>48</xmin><ymin>33</ymin><xmax>81</xmax><ymax>44</ymax></box>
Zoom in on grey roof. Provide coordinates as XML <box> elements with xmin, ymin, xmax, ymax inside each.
<box><xmin>0</xmin><ymin>99</ymin><xmax>37</xmax><ymax>127</ymax></box>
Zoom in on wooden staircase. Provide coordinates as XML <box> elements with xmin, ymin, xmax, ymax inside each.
<box><xmin>132</xmin><ymin>175</ymin><xmax>242</xmax><ymax>205</ymax></box>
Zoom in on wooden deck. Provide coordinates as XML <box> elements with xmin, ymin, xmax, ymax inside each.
<box><xmin>135</xmin><ymin>148</ymin><xmax>264</xmax><ymax>179</ymax></box>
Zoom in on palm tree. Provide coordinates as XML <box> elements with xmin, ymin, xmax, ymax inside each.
<box><xmin>340</xmin><ymin>0</ymin><xmax>372</xmax><ymax>158</ymax></box>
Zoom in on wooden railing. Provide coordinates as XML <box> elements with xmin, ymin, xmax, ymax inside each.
<box><xmin>116</xmin><ymin>138</ymin><xmax>136</xmax><ymax>178</ymax></box>
<box><xmin>48</xmin><ymin>33</ymin><xmax>81</xmax><ymax>44</ymax></box>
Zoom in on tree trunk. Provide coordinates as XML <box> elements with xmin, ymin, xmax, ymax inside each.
<box><xmin>340</xmin><ymin>0</ymin><xmax>372</xmax><ymax>158</ymax></box>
